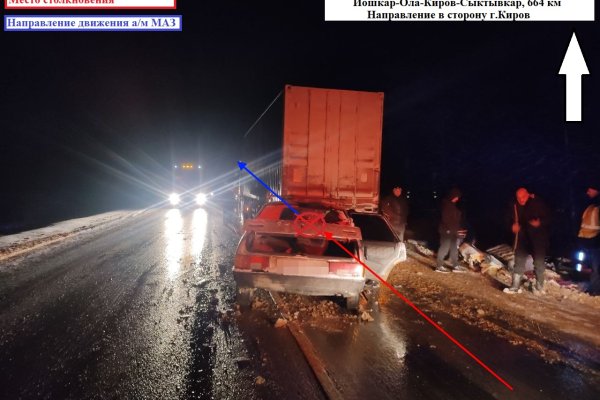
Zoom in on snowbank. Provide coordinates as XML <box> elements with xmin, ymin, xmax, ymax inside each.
<box><xmin>0</xmin><ymin>210</ymin><xmax>146</xmax><ymax>262</ymax></box>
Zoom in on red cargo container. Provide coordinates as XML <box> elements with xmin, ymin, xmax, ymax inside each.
<box><xmin>282</xmin><ymin>85</ymin><xmax>384</xmax><ymax>212</ymax></box>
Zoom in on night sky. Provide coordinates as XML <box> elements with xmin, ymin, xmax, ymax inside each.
<box><xmin>1</xmin><ymin>2</ymin><xmax>599</xmax><ymax>249</ymax></box>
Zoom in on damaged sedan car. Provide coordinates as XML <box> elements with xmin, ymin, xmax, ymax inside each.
<box><xmin>233</xmin><ymin>203</ymin><xmax>363</xmax><ymax>309</ymax></box>
<box><xmin>233</xmin><ymin>202</ymin><xmax>404</xmax><ymax>310</ymax></box>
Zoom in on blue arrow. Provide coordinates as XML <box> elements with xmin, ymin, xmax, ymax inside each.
<box><xmin>238</xmin><ymin>161</ymin><xmax>299</xmax><ymax>215</ymax></box>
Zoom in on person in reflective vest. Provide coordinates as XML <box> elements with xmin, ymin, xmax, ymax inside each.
<box><xmin>578</xmin><ymin>185</ymin><xmax>600</xmax><ymax>295</ymax></box>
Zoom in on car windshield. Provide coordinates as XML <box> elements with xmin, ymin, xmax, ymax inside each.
<box><xmin>245</xmin><ymin>232</ymin><xmax>358</xmax><ymax>258</ymax></box>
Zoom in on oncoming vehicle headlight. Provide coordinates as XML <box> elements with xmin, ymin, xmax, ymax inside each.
<box><xmin>196</xmin><ymin>193</ymin><xmax>207</xmax><ymax>206</ymax></box>
<box><xmin>169</xmin><ymin>193</ymin><xmax>180</xmax><ymax>206</ymax></box>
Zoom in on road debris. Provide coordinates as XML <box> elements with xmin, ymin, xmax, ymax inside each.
<box><xmin>274</xmin><ymin>318</ymin><xmax>288</xmax><ymax>328</ymax></box>
<box><xmin>360</xmin><ymin>311</ymin><xmax>374</xmax><ymax>322</ymax></box>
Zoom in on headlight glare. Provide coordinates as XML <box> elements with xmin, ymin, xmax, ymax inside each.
<box><xmin>169</xmin><ymin>193</ymin><xmax>180</xmax><ymax>206</ymax></box>
<box><xmin>196</xmin><ymin>193</ymin><xmax>207</xmax><ymax>206</ymax></box>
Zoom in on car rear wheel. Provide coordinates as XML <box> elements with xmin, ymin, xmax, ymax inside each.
<box><xmin>236</xmin><ymin>288</ymin><xmax>255</xmax><ymax>309</ymax></box>
<box><xmin>345</xmin><ymin>294</ymin><xmax>360</xmax><ymax>311</ymax></box>
<box><xmin>363</xmin><ymin>279</ymin><xmax>380</xmax><ymax>310</ymax></box>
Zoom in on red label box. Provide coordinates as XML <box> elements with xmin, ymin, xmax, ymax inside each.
<box><xmin>5</xmin><ymin>0</ymin><xmax>176</xmax><ymax>9</ymax></box>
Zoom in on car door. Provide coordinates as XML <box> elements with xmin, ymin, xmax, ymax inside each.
<box><xmin>350</xmin><ymin>212</ymin><xmax>406</xmax><ymax>281</ymax></box>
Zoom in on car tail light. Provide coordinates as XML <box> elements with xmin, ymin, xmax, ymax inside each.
<box><xmin>329</xmin><ymin>262</ymin><xmax>363</xmax><ymax>277</ymax></box>
<box><xmin>235</xmin><ymin>254</ymin><xmax>270</xmax><ymax>271</ymax></box>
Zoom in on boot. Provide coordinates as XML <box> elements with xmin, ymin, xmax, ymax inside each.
<box><xmin>533</xmin><ymin>277</ymin><xmax>546</xmax><ymax>295</ymax></box>
<box><xmin>435</xmin><ymin>265</ymin><xmax>451</xmax><ymax>273</ymax></box>
<box><xmin>503</xmin><ymin>273</ymin><xmax>522</xmax><ymax>294</ymax></box>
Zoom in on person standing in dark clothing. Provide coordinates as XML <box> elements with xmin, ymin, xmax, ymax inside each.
<box><xmin>578</xmin><ymin>185</ymin><xmax>600</xmax><ymax>295</ymax></box>
<box><xmin>436</xmin><ymin>188</ymin><xmax>468</xmax><ymax>273</ymax></box>
<box><xmin>504</xmin><ymin>187</ymin><xmax>550</xmax><ymax>295</ymax></box>
<box><xmin>381</xmin><ymin>186</ymin><xmax>409</xmax><ymax>241</ymax></box>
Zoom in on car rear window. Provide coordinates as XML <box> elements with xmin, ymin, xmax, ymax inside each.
<box><xmin>245</xmin><ymin>232</ymin><xmax>358</xmax><ymax>258</ymax></box>
<box><xmin>256</xmin><ymin>204</ymin><xmax>350</xmax><ymax>224</ymax></box>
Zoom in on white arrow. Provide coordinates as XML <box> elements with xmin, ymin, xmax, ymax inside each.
<box><xmin>559</xmin><ymin>32</ymin><xmax>589</xmax><ymax>122</ymax></box>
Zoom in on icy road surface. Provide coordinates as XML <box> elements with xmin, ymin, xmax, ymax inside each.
<box><xmin>0</xmin><ymin>208</ymin><xmax>323</xmax><ymax>399</ymax></box>
<box><xmin>2</xmin><ymin>208</ymin><xmax>599</xmax><ymax>399</ymax></box>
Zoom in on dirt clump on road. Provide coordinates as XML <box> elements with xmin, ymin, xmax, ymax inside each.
<box><xmin>275</xmin><ymin>293</ymin><xmax>360</xmax><ymax>330</ymax></box>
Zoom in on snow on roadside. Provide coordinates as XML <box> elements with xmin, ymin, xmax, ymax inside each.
<box><xmin>0</xmin><ymin>210</ymin><xmax>147</xmax><ymax>262</ymax></box>
<box><xmin>386</xmin><ymin>247</ymin><xmax>600</xmax><ymax>374</ymax></box>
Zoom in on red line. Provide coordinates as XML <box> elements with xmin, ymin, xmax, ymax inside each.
<box><xmin>296</xmin><ymin>213</ymin><xmax>325</xmax><ymax>237</ymax></box>
<box><xmin>327</xmin><ymin>233</ymin><xmax>514</xmax><ymax>391</ymax></box>
<box><xmin>299</xmin><ymin>214</ymin><xmax>321</xmax><ymax>235</ymax></box>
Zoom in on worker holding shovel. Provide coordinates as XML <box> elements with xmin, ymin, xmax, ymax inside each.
<box><xmin>504</xmin><ymin>187</ymin><xmax>550</xmax><ymax>295</ymax></box>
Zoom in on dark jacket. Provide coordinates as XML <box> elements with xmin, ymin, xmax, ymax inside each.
<box><xmin>512</xmin><ymin>195</ymin><xmax>550</xmax><ymax>251</ymax></box>
<box><xmin>381</xmin><ymin>194</ymin><xmax>409</xmax><ymax>227</ymax></box>
<box><xmin>439</xmin><ymin>195</ymin><xmax>463</xmax><ymax>235</ymax></box>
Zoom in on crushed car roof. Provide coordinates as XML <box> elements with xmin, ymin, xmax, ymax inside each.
<box><xmin>244</xmin><ymin>202</ymin><xmax>361</xmax><ymax>240</ymax></box>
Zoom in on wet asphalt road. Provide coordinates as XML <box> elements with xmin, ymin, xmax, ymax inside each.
<box><xmin>3</xmin><ymin>207</ymin><xmax>600</xmax><ymax>400</ymax></box>
<box><xmin>0</xmin><ymin>208</ymin><xmax>322</xmax><ymax>400</ymax></box>
<box><xmin>299</xmin><ymin>290</ymin><xmax>600</xmax><ymax>400</ymax></box>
